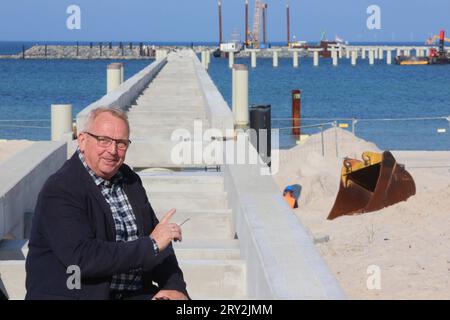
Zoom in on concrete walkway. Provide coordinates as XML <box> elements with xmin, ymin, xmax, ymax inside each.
<box><xmin>125</xmin><ymin>50</ymin><xmax>210</xmax><ymax>168</ymax></box>
<box><xmin>125</xmin><ymin>51</ymin><xmax>246</xmax><ymax>299</ymax></box>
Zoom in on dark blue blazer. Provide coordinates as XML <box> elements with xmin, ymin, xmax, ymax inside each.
<box><xmin>25</xmin><ymin>153</ymin><xmax>188</xmax><ymax>300</ymax></box>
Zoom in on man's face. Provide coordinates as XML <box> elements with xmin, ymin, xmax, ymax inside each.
<box><xmin>77</xmin><ymin>112</ymin><xmax>129</xmax><ymax>180</ymax></box>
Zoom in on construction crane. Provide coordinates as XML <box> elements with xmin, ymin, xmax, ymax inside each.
<box><xmin>247</xmin><ymin>0</ymin><xmax>263</xmax><ymax>48</ymax></box>
<box><xmin>426</xmin><ymin>33</ymin><xmax>450</xmax><ymax>45</ymax></box>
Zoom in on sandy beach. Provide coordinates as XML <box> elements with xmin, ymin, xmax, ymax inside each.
<box><xmin>275</xmin><ymin>128</ymin><xmax>450</xmax><ymax>299</ymax></box>
<box><xmin>0</xmin><ymin>140</ymin><xmax>33</xmax><ymax>165</ymax></box>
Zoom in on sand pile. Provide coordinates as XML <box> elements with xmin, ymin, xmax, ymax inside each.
<box><xmin>274</xmin><ymin>128</ymin><xmax>450</xmax><ymax>299</ymax></box>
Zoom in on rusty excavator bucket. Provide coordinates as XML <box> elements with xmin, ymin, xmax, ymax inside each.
<box><xmin>328</xmin><ymin>151</ymin><xmax>416</xmax><ymax>220</ymax></box>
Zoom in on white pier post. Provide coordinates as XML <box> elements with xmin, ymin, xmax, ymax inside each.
<box><xmin>396</xmin><ymin>48</ymin><xmax>401</xmax><ymax>57</ymax></box>
<box><xmin>228</xmin><ymin>51</ymin><xmax>234</xmax><ymax>69</ymax></box>
<box><xmin>293</xmin><ymin>50</ymin><xmax>299</xmax><ymax>68</ymax></box>
<box><xmin>338</xmin><ymin>47</ymin><xmax>343</xmax><ymax>59</ymax></box>
<box><xmin>345</xmin><ymin>48</ymin><xmax>350</xmax><ymax>59</ymax></box>
<box><xmin>369</xmin><ymin>49</ymin><xmax>375</xmax><ymax>65</ymax></box>
<box><xmin>332</xmin><ymin>50</ymin><xmax>338</xmax><ymax>66</ymax></box>
<box><xmin>313</xmin><ymin>50</ymin><xmax>320</xmax><ymax>66</ymax></box>
<box><xmin>386</xmin><ymin>49</ymin><xmax>392</xmax><ymax>65</ymax></box>
<box><xmin>251</xmin><ymin>50</ymin><xmax>257</xmax><ymax>68</ymax></box>
<box><xmin>107</xmin><ymin>63</ymin><xmax>122</xmax><ymax>93</ymax></box>
<box><xmin>201</xmin><ymin>51</ymin><xmax>207</xmax><ymax>70</ymax></box>
<box><xmin>351</xmin><ymin>50</ymin><xmax>357</xmax><ymax>66</ymax></box>
<box><xmin>51</xmin><ymin>104</ymin><xmax>73</xmax><ymax>141</ymax></box>
<box><xmin>361</xmin><ymin>48</ymin><xmax>366</xmax><ymax>59</ymax></box>
<box><xmin>234</xmin><ymin>64</ymin><xmax>249</xmax><ymax>126</ymax></box>
<box><xmin>379</xmin><ymin>47</ymin><xmax>384</xmax><ymax>60</ymax></box>
<box><xmin>206</xmin><ymin>50</ymin><xmax>211</xmax><ymax>65</ymax></box>
<box><xmin>273</xmin><ymin>50</ymin><xmax>278</xmax><ymax>68</ymax></box>
<box><xmin>374</xmin><ymin>48</ymin><xmax>379</xmax><ymax>59</ymax></box>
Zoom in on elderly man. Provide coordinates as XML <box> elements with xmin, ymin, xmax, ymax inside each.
<box><xmin>25</xmin><ymin>107</ymin><xmax>188</xmax><ymax>300</ymax></box>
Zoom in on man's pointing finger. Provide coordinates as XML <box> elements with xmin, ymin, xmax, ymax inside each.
<box><xmin>160</xmin><ymin>208</ymin><xmax>176</xmax><ymax>224</ymax></box>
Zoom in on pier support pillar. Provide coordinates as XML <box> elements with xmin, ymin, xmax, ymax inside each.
<box><xmin>345</xmin><ymin>49</ymin><xmax>350</xmax><ymax>59</ymax></box>
<box><xmin>379</xmin><ymin>47</ymin><xmax>384</xmax><ymax>60</ymax></box>
<box><xmin>51</xmin><ymin>104</ymin><xmax>73</xmax><ymax>141</ymax></box>
<box><xmin>228</xmin><ymin>51</ymin><xmax>234</xmax><ymax>69</ymax></box>
<box><xmin>351</xmin><ymin>50</ymin><xmax>357</xmax><ymax>66</ymax></box>
<box><xmin>273</xmin><ymin>50</ymin><xmax>279</xmax><ymax>68</ymax></box>
<box><xmin>107</xmin><ymin>63</ymin><xmax>122</xmax><ymax>93</ymax></box>
<box><xmin>313</xmin><ymin>51</ymin><xmax>319</xmax><ymax>67</ymax></box>
<box><xmin>206</xmin><ymin>50</ymin><xmax>211</xmax><ymax>65</ymax></box>
<box><xmin>396</xmin><ymin>48</ymin><xmax>401</xmax><ymax>57</ymax></box>
<box><xmin>374</xmin><ymin>48</ymin><xmax>379</xmax><ymax>59</ymax></box>
<box><xmin>369</xmin><ymin>50</ymin><xmax>375</xmax><ymax>65</ymax></box>
<box><xmin>361</xmin><ymin>48</ymin><xmax>366</xmax><ymax>59</ymax></box>
<box><xmin>251</xmin><ymin>51</ymin><xmax>257</xmax><ymax>68</ymax></box>
<box><xmin>293</xmin><ymin>51</ymin><xmax>299</xmax><ymax>68</ymax></box>
<box><xmin>201</xmin><ymin>51</ymin><xmax>208</xmax><ymax>70</ymax></box>
<box><xmin>386</xmin><ymin>50</ymin><xmax>392</xmax><ymax>65</ymax></box>
<box><xmin>332</xmin><ymin>50</ymin><xmax>338</xmax><ymax>66</ymax></box>
<box><xmin>338</xmin><ymin>47</ymin><xmax>343</xmax><ymax>59</ymax></box>
<box><xmin>234</xmin><ymin>64</ymin><xmax>249</xmax><ymax>126</ymax></box>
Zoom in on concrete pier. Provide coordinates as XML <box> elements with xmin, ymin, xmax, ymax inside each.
<box><xmin>228</xmin><ymin>51</ymin><xmax>234</xmax><ymax>69</ymax></box>
<box><xmin>107</xmin><ymin>63</ymin><xmax>122</xmax><ymax>93</ymax></box>
<box><xmin>233</xmin><ymin>64</ymin><xmax>249</xmax><ymax>126</ymax></box>
<box><xmin>293</xmin><ymin>50</ymin><xmax>299</xmax><ymax>68</ymax></box>
<box><xmin>272</xmin><ymin>50</ymin><xmax>279</xmax><ymax>68</ymax></box>
<box><xmin>386</xmin><ymin>49</ymin><xmax>392</xmax><ymax>65</ymax></box>
<box><xmin>351</xmin><ymin>50</ymin><xmax>357</xmax><ymax>66</ymax></box>
<box><xmin>51</xmin><ymin>104</ymin><xmax>72</xmax><ymax>141</ymax></box>
<box><xmin>369</xmin><ymin>49</ymin><xmax>375</xmax><ymax>65</ymax></box>
<box><xmin>250</xmin><ymin>50</ymin><xmax>257</xmax><ymax>68</ymax></box>
<box><xmin>361</xmin><ymin>48</ymin><xmax>366</xmax><ymax>59</ymax></box>
<box><xmin>332</xmin><ymin>50</ymin><xmax>338</xmax><ymax>66</ymax></box>
<box><xmin>311</xmin><ymin>49</ymin><xmax>320</xmax><ymax>67</ymax></box>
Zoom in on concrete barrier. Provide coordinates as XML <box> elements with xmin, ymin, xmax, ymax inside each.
<box><xmin>76</xmin><ymin>57</ymin><xmax>167</xmax><ymax>132</ymax></box>
<box><xmin>191</xmin><ymin>51</ymin><xmax>234</xmax><ymax>139</ymax></box>
<box><xmin>222</xmin><ymin>139</ymin><xmax>345</xmax><ymax>299</ymax></box>
<box><xmin>0</xmin><ymin>141</ymin><xmax>67</xmax><ymax>239</ymax></box>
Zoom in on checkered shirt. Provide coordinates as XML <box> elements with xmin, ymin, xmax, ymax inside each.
<box><xmin>78</xmin><ymin>149</ymin><xmax>143</xmax><ymax>292</ymax></box>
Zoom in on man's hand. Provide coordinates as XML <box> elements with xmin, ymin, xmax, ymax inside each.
<box><xmin>150</xmin><ymin>209</ymin><xmax>182</xmax><ymax>252</ymax></box>
<box><xmin>152</xmin><ymin>289</ymin><xmax>188</xmax><ymax>300</ymax></box>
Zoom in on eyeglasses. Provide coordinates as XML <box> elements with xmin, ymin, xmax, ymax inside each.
<box><xmin>85</xmin><ymin>132</ymin><xmax>131</xmax><ymax>150</ymax></box>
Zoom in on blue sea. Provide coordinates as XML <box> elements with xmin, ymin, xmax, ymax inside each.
<box><xmin>1</xmin><ymin>41</ymin><xmax>450</xmax><ymax>150</ymax></box>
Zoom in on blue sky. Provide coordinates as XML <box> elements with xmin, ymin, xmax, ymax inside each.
<box><xmin>1</xmin><ymin>0</ymin><xmax>450</xmax><ymax>42</ymax></box>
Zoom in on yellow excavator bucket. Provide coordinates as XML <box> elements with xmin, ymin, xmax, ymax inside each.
<box><xmin>328</xmin><ymin>151</ymin><xmax>416</xmax><ymax>220</ymax></box>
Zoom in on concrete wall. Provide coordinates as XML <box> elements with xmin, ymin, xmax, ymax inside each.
<box><xmin>191</xmin><ymin>51</ymin><xmax>234</xmax><ymax>139</ymax></box>
<box><xmin>222</xmin><ymin>138</ymin><xmax>345</xmax><ymax>299</ymax></box>
<box><xmin>76</xmin><ymin>57</ymin><xmax>167</xmax><ymax>132</ymax></box>
<box><xmin>0</xmin><ymin>141</ymin><xmax>67</xmax><ymax>239</ymax></box>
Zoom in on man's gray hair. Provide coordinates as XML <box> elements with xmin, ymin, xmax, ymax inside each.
<box><xmin>83</xmin><ymin>107</ymin><xmax>130</xmax><ymax>134</ymax></box>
